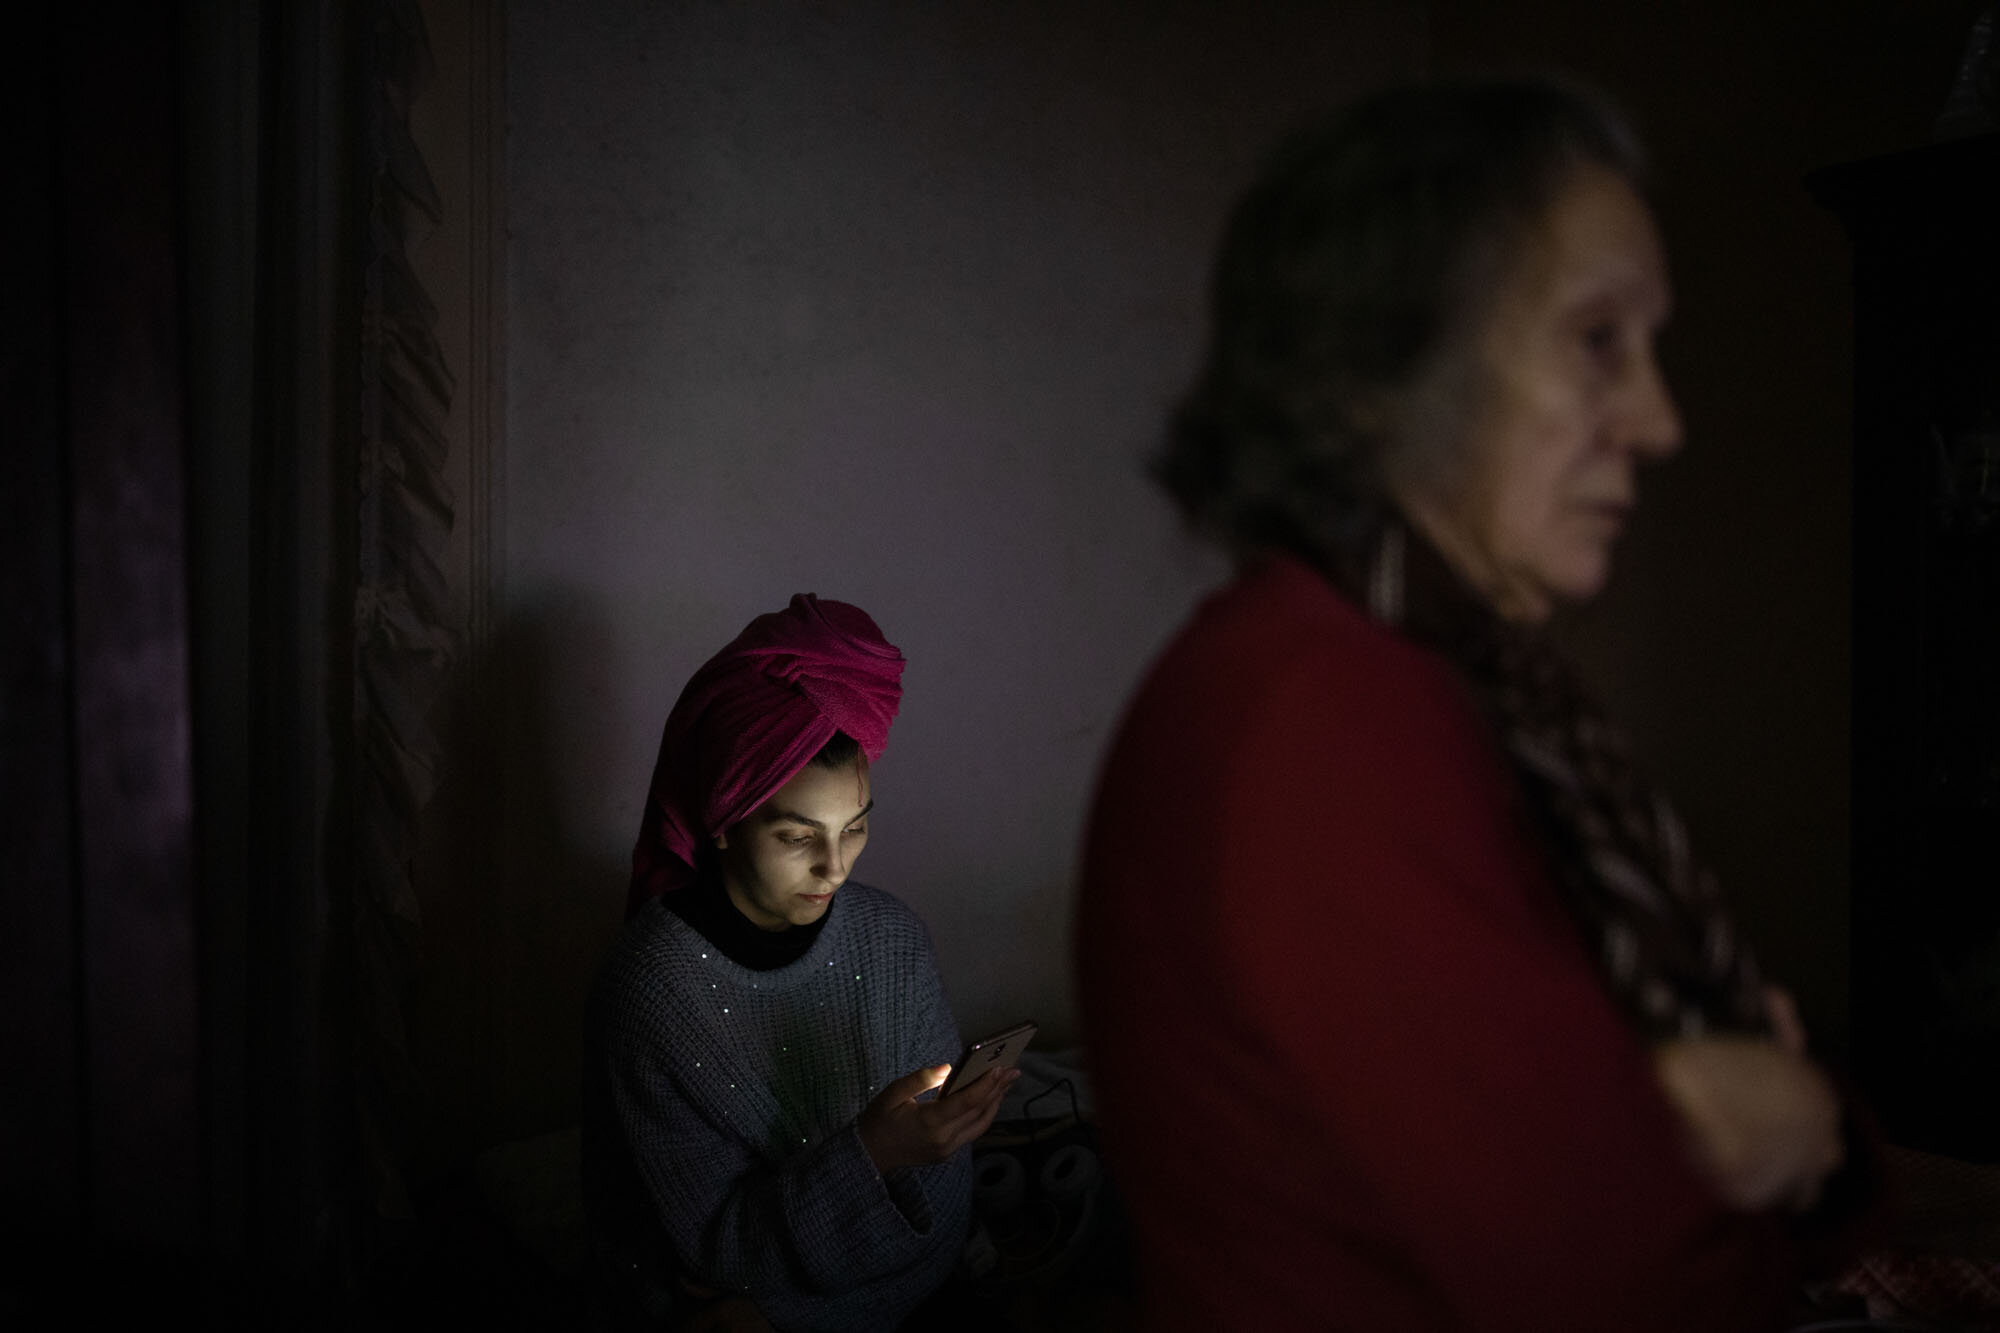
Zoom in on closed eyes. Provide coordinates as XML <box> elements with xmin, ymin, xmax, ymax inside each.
<box><xmin>778</xmin><ymin>824</ymin><xmax>866</xmax><ymax>848</ymax></box>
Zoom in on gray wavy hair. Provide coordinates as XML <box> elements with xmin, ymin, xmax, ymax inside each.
<box><xmin>1156</xmin><ymin>77</ymin><xmax>1646</xmax><ymax>570</ymax></box>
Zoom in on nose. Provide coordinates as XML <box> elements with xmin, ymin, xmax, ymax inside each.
<box><xmin>814</xmin><ymin>837</ymin><xmax>850</xmax><ymax>889</ymax></box>
<box><xmin>1627</xmin><ymin>347</ymin><xmax>1683</xmax><ymax>461</ymax></box>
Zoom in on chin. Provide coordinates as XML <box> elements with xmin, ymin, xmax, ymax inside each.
<box><xmin>1555</xmin><ymin>575</ymin><xmax>1609</xmax><ymax>607</ymax></box>
<box><xmin>1548</xmin><ymin>548</ymin><xmax>1614</xmax><ymax>604</ymax></box>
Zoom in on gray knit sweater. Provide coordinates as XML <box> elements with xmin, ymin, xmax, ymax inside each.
<box><xmin>581</xmin><ymin>882</ymin><xmax>971</xmax><ymax>1332</ymax></box>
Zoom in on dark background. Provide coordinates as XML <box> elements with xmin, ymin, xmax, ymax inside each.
<box><xmin>3</xmin><ymin>0</ymin><xmax>1988</xmax><ymax>1321</ymax></box>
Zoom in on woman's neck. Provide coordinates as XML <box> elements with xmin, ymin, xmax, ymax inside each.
<box><xmin>1393</xmin><ymin>490</ymin><xmax>1552</xmax><ymax>625</ymax></box>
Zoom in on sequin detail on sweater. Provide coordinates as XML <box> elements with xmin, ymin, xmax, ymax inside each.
<box><xmin>582</xmin><ymin>882</ymin><xmax>969</xmax><ymax>1332</ymax></box>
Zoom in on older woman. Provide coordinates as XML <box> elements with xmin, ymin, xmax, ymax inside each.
<box><xmin>583</xmin><ymin>595</ymin><xmax>1014</xmax><ymax>1332</ymax></box>
<box><xmin>1078</xmin><ymin>80</ymin><xmax>1866</xmax><ymax>1330</ymax></box>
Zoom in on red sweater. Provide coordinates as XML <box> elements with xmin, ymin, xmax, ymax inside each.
<box><xmin>1077</xmin><ymin>556</ymin><xmax>1800</xmax><ymax>1331</ymax></box>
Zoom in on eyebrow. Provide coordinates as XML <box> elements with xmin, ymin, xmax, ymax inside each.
<box><xmin>769</xmin><ymin>798</ymin><xmax>874</xmax><ymax>830</ymax></box>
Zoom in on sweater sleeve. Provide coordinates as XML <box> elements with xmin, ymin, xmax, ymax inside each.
<box><xmin>879</xmin><ymin>925</ymin><xmax>972</xmax><ymax>1235</ymax></box>
<box><xmin>604</xmin><ymin>1010</ymin><xmax>942</xmax><ymax>1298</ymax></box>
<box><xmin>1215</xmin><ymin>652</ymin><xmax>1798</xmax><ymax>1330</ymax></box>
<box><xmin>598</xmin><ymin>902</ymin><xmax>975</xmax><ymax>1318</ymax></box>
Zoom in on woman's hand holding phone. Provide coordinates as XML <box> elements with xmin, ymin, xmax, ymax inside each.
<box><xmin>858</xmin><ymin>1062</ymin><xmax>1016</xmax><ymax>1173</ymax></box>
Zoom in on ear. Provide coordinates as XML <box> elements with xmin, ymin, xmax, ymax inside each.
<box><xmin>712</xmin><ymin>830</ymin><xmax>729</xmax><ymax>851</ymax></box>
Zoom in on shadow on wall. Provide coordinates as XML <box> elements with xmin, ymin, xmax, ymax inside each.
<box><xmin>410</xmin><ymin>589</ymin><xmax>629</xmax><ymax>1175</ymax></box>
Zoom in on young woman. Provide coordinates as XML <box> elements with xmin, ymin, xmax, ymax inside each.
<box><xmin>1077</xmin><ymin>80</ymin><xmax>1875</xmax><ymax>1330</ymax></box>
<box><xmin>583</xmin><ymin>595</ymin><xmax>1013</xmax><ymax>1331</ymax></box>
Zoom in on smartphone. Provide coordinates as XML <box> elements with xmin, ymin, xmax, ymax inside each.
<box><xmin>939</xmin><ymin>1020</ymin><xmax>1037</xmax><ymax>1098</ymax></box>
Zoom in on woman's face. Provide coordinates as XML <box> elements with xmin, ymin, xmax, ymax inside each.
<box><xmin>714</xmin><ymin>758</ymin><xmax>872</xmax><ymax>930</ymax></box>
<box><xmin>1393</xmin><ymin>165</ymin><xmax>1682</xmax><ymax>622</ymax></box>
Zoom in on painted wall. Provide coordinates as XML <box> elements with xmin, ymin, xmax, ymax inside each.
<box><xmin>419</xmin><ymin>0</ymin><xmax>1983</xmax><ymax>1150</ymax></box>
<box><xmin>486</xmin><ymin>0</ymin><xmax>1422</xmax><ymax>1136</ymax></box>
<box><xmin>1429</xmin><ymin>0</ymin><xmax>1986</xmax><ymax>1065</ymax></box>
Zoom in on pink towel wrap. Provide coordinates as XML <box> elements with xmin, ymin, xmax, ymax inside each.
<box><xmin>628</xmin><ymin>594</ymin><xmax>905</xmax><ymax>915</ymax></box>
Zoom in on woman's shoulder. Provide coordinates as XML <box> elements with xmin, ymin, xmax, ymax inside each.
<box><xmin>828</xmin><ymin>882</ymin><xmax>932</xmax><ymax>948</ymax></box>
<box><xmin>588</xmin><ymin>902</ymin><xmax>711</xmax><ymax>1019</ymax></box>
<box><xmin>1093</xmin><ymin>553</ymin><xmax>1515</xmax><ymax>863</ymax></box>
<box><xmin>1146</xmin><ymin>553</ymin><xmax>1470</xmax><ymax>728</ymax></box>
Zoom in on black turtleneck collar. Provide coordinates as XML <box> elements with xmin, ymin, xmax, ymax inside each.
<box><xmin>663</xmin><ymin>873</ymin><xmax>827</xmax><ymax>971</ymax></box>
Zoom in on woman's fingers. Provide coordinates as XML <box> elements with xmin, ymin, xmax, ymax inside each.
<box><xmin>957</xmin><ymin>1075</ymin><xmax>1012</xmax><ymax>1143</ymax></box>
<box><xmin>923</xmin><ymin>1068</ymin><xmax>1016</xmax><ymax>1151</ymax></box>
<box><xmin>941</xmin><ymin>1066</ymin><xmax>1007</xmax><ymax>1103</ymax></box>
<box><xmin>862</xmin><ymin>1063</ymin><xmax>1018</xmax><ymax>1170</ymax></box>
<box><xmin>877</xmin><ymin>1063</ymin><xmax>949</xmax><ymax>1109</ymax></box>
<box><xmin>1763</xmin><ymin>985</ymin><xmax>1808</xmax><ymax>1055</ymax></box>
<box><xmin>1653</xmin><ymin>1036</ymin><xmax>1842</xmax><ymax>1211</ymax></box>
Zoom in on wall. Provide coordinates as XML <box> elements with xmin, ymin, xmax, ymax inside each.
<box><xmin>464</xmin><ymin>0</ymin><xmax>1422</xmax><ymax>1141</ymax></box>
<box><xmin>413</xmin><ymin>1</ymin><xmax>1987</xmax><ymax>1156</ymax></box>
<box><xmin>1429</xmin><ymin>0</ymin><xmax>1987</xmax><ymax>1063</ymax></box>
